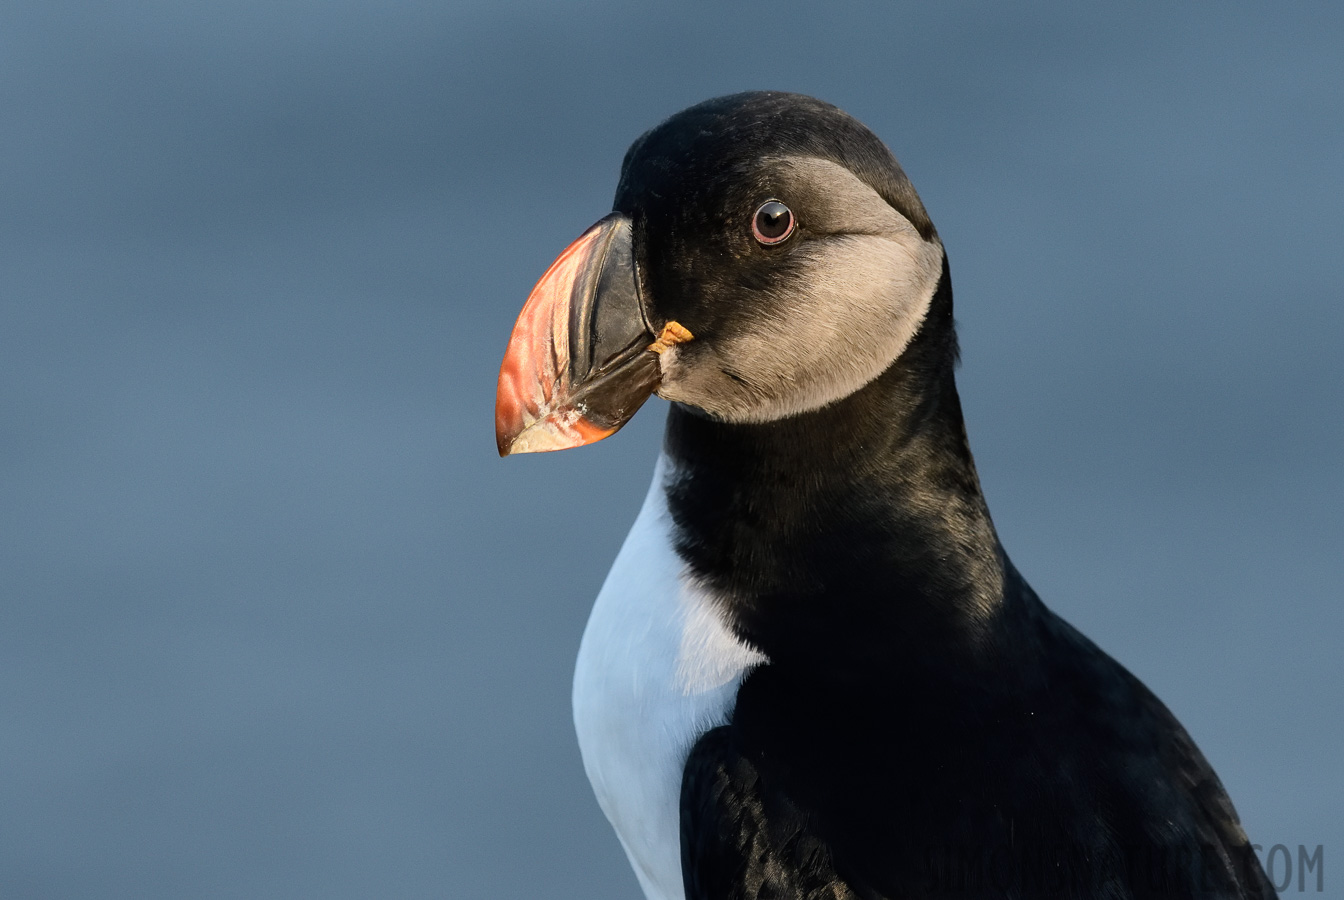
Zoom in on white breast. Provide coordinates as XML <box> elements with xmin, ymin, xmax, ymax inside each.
<box><xmin>572</xmin><ymin>455</ymin><xmax>767</xmax><ymax>900</ymax></box>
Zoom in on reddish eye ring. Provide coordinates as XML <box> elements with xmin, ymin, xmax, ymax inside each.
<box><xmin>752</xmin><ymin>200</ymin><xmax>795</xmax><ymax>245</ymax></box>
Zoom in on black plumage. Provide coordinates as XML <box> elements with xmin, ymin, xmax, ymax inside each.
<box><xmin>500</xmin><ymin>90</ymin><xmax>1278</xmax><ymax>900</ymax></box>
<box><xmin>612</xmin><ymin>94</ymin><xmax>1276</xmax><ymax>900</ymax></box>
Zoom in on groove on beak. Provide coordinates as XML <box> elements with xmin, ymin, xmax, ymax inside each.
<box><xmin>496</xmin><ymin>214</ymin><xmax>690</xmax><ymax>456</ymax></box>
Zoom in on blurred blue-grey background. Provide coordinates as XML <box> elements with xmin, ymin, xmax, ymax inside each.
<box><xmin>2</xmin><ymin>3</ymin><xmax>1340</xmax><ymax>897</ymax></box>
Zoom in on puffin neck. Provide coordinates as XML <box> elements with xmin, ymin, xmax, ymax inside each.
<box><xmin>660</xmin><ymin>268</ymin><xmax>1015</xmax><ymax>670</ymax></box>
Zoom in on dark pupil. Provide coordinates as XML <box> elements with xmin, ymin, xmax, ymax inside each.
<box><xmin>756</xmin><ymin>201</ymin><xmax>791</xmax><ymax>239</ymax></box>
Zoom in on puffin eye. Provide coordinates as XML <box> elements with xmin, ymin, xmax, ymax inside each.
<box><xmin>752</xmin><ymin>200</ymin><xmax>795</xmax><ymax>245</ymax></box>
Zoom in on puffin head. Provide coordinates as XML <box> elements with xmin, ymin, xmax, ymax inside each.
<box><xmin>495</xmin><ymin>91</ymin><xmax>946</xmax><ymax>455</ymax></box>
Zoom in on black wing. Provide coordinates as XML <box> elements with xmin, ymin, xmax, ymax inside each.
<box><xmin>680</xmin><ymin>726</ymin><xmax>860</xmax><ymax>900</ymax></box>
<box><xmin>1043</xmin><ymin>612</ymin><xmax>1279</xmax><ymax>900</ymax></box>
<box><xmin>681</xmin><ymin>624</ymin><xmax>1278</xmax><ymax>900</ymax></box>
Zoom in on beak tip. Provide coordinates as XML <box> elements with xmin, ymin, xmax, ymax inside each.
<box><xmin>494</xmin><ymin>407</ymin><xmax>520</xmax><ymax>457</ymax></box>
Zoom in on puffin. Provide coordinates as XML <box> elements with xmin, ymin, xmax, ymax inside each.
<box><xmin>495</xmin><ymin>92</ymin><xmax>1276</xmax><ymax>900</ymax></box>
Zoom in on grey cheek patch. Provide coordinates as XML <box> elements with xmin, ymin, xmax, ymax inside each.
<box><xmin>725</xmin><ymin>232</ymin><xmax>944</xmax><ymax>423</ymax></box>
<box><xmin>656</xmin><ymin>156</ymin><xmax>945</xmax><ymax>424</ymax></box>
<box><xmin>657</xmin><ymin>230</ymin><xmax>943</xmax><ymax>424</ymax></box>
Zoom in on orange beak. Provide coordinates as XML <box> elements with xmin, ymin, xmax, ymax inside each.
<box><xmin>495</xmin><ymin>214</ymin><xmax>691</xmax><ymax>456</ymax></box>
